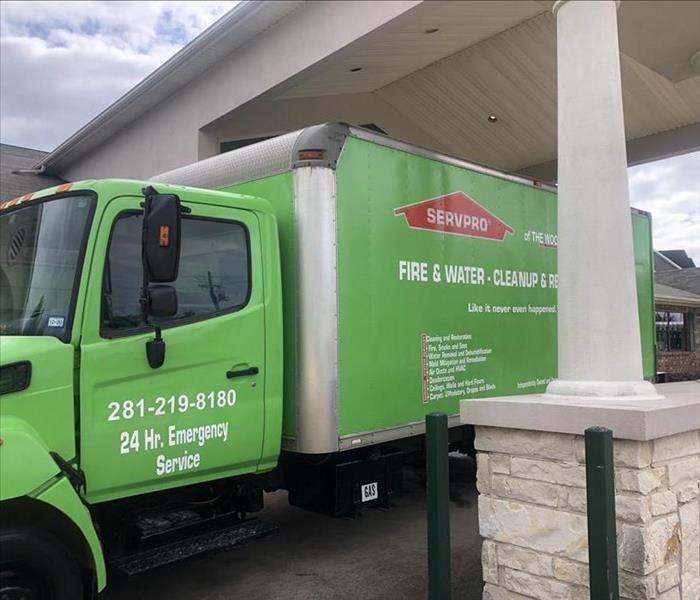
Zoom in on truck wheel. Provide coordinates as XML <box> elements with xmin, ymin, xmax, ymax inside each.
<box><xmin>0</xmin><ymin>528</ymin><xmax>83</xmax><ymax>600</ymax></box>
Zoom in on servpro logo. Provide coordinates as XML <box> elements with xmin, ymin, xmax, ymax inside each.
<box><xmin>393</xmin><ymin>191</ymin><xmax>514</xmax><ymax>241</ymax></box>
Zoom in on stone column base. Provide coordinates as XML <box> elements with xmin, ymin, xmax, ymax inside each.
<box><xmin>461</xmin><ymin>382</ymin><xmax>700</xmax><ymax>600</ymax></box>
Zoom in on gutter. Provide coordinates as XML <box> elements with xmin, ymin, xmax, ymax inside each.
<box><xmin>11</xmin><ymin>165</ymin><xmax>46</xmax><ymax>175</ymax></box>
<box><xmin>655</xmin><ymin>295</ymin><xmax>700</xmax><ymax>308</ymax></box>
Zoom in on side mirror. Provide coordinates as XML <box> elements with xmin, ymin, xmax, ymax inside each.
<box><xmin>142</xmin><ymin>186</ymin><xmax>181</xmax><ymax>283</ymax></box>
<box><xmin>148</xmin><ymin>284</ymin><xmax>178</xmax><ymax>318</ymax></box>
<box><xmin>141</xmin><ymin>186</ymin><xmax>182</xmax><ymax>370</ymax></box>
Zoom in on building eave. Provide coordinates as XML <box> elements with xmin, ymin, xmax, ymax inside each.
<box><xmin>655</xmin><ymin>295</ymin><xmax>700</xmax><ymax>308</ymax></box>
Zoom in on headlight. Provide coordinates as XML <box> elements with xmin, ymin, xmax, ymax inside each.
<box><xmin>0</xmin><ymin>361</ymin><xmax>31</xmax><ymax>395</ymax></box>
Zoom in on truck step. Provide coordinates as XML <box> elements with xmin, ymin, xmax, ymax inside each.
<box><xmin>110</xmin><ymin>518</ymin><xmax>279</xmax><ymax>576</ymax></box>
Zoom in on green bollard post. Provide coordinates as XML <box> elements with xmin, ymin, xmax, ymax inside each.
<box><xmin>585</xmin><ymin>426</ymin><xmax>620</xmax><ymax>600</ymax></box>
<box><xmin>426</xmin><ymin>412</ymin><xmax>451</xmax><ymax>600</ymax></box>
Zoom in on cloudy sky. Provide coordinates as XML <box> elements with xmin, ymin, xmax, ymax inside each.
<box><xmin>1</xmin><ymin>1</ymin><xmax>698</xmax><ymax>262</ymax></box>
<box><xmin>1</xmin><ymin>1</ymin><xmax>237</xmax><ymax>149</ymax></box>
<box><xmin>628</xmin><ymin>152</ymin><xmax>699</xmax><ymax>264</ymax></box>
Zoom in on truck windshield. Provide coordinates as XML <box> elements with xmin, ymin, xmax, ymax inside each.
<box><xmin>0</xmin><ymin>194</ymin><xmax>95</xmax><ymax>339</ymax></box>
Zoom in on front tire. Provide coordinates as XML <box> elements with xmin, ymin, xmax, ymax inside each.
<box><xmin>0</xmin><ymin>528</ymin><xmax>83</xmax><ymax>600</ymax></box>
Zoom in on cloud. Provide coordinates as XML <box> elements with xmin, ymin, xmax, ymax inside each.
<box><xmin>0</xmin><ymin>1</ymin><xmax>237</xmax><ymax>151</ymax></box>
<box><xmin>628</xmin><ymin>152</ymin><xmax>700</xmax><ymax>265</ymax></box>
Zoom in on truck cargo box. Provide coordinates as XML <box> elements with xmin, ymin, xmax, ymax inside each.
<box><xmin>154</xmin><ymin>123</ymin><xmax>655</xmax><ymax>455</ymax></box>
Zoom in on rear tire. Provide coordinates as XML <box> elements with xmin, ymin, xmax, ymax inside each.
<box><xmin>0</xmin><ymin>527</ymin><xmax>83</xmax><ymax>600</ymax></box>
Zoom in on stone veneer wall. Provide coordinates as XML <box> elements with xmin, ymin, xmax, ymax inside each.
<box><xmin>476</xmin><ymin>427</ymin><xmax>700</xmax><ymax>600</ymax></box>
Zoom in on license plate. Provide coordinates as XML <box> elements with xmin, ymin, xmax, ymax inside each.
<box><xmin>361</xmin><ymin>482</ymin><xmax>378</xmax><ymax>502</ymax></box>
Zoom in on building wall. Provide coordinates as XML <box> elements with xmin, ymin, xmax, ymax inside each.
<box><xmin>656</xmin><ymin>303</ymin><xmax>700</xmax><ymax>381</ymax></box>
<box><xmin>198</xmin><ymin>92</ymin><xmax>446</xmax><ymax>161</ymax></box>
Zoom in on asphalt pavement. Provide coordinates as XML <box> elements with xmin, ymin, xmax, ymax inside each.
<box><xmin>107</xmin><ymin>454</ymin><xmax>482</xmax><ymax>600</ymax></box>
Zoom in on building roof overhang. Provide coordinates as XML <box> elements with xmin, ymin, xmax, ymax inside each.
<box><xmin>655</xmin><ymin>285</ymin><xmax>700</xmax><ymax>308</ymax></box>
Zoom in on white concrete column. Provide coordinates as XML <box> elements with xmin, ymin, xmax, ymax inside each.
<box><xmin>547</xmin><ymin>0</ymin><xmax>659</xmax><ymax>399</ymax></box>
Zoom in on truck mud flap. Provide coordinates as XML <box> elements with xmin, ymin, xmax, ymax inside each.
<box><xmin>109</xmin><ymin>518</ymin><xmax>278</xmax><ymax>577</ymax></box>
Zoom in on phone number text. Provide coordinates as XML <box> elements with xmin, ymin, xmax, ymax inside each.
<box><xmin>107</xmin><ymin>389</ymin><xmax>237</xmax><ymax>422</ymax></box>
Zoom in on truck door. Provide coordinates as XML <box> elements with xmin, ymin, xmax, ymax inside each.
<box><xmin>79</xmin><ymin>195</ymin><xmax>266</xmax><ymax>502</ymax></box>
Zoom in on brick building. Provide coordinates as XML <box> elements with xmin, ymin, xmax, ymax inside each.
<box><xmin>655</xmin><ymin>267</ymin><xmax>700</xmax><ymax>381</ymax></box>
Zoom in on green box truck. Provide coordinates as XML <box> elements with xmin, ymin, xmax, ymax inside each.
<box><xmin>0</xmin><ymin>123</ymin><xmax>655</xmax><ymax>598</ymax></box>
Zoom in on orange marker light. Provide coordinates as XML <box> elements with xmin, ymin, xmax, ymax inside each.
<box><xmin>159</xmin><ymin>225</ymin><xmax>170</xmax><ymax>247</ymax></box>
<box><xmin>0</xmin><ymin>193</ymin><xmax>32</xmax><ymax>211</ymax></box>
<box><xmin>298</xmin><ymin>149</ymin><xmax>324</xmax><ymax>161</ymax></box>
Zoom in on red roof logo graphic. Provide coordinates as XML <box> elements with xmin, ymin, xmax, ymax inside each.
<box><xmin>394</xmin><ymin>191</ymin><xmax>514</xmax><ymax>241</ymax></box>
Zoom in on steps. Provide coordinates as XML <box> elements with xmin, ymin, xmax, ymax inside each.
<box><xmin>110</xmin><ymin>518</ymin><xmax>279</xmax><ymax>576</ymax></box>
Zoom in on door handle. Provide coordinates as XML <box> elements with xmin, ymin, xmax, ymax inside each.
<box><xmin>226</xmin><ymin>366</ymin><xmax>259</xmax><ymax>379</ymax></box>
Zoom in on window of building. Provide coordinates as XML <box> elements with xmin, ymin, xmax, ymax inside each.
<box><xmin>359</xmin><ymin>123</ymin><xmax>386</xmax><ymax>134</ymax></box>
<box><xmin>102</xmin><ymin>212</ymin><xmax>250</xmax><ymax>333</ymax></box>
<box><xmin>655</xmin><ymin>311</ymin><xmax>693</xmax><ymax>351</ymax></box>
<box><xmin>220</xmin><ymin>136</ymin><xmax>273</xmax><ymax>154</ymax></box>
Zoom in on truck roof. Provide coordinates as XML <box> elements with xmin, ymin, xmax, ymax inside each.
<box><xmin>0</xmin><ymin>178</ymin><xmax>272</xmax><ymax>214</ymax></box>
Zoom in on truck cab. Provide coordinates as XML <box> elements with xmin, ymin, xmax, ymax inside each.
<box><xmin>0</xmin><ymin>179</ymin><xmax>283</xmax><ymax>599</ymax></box>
